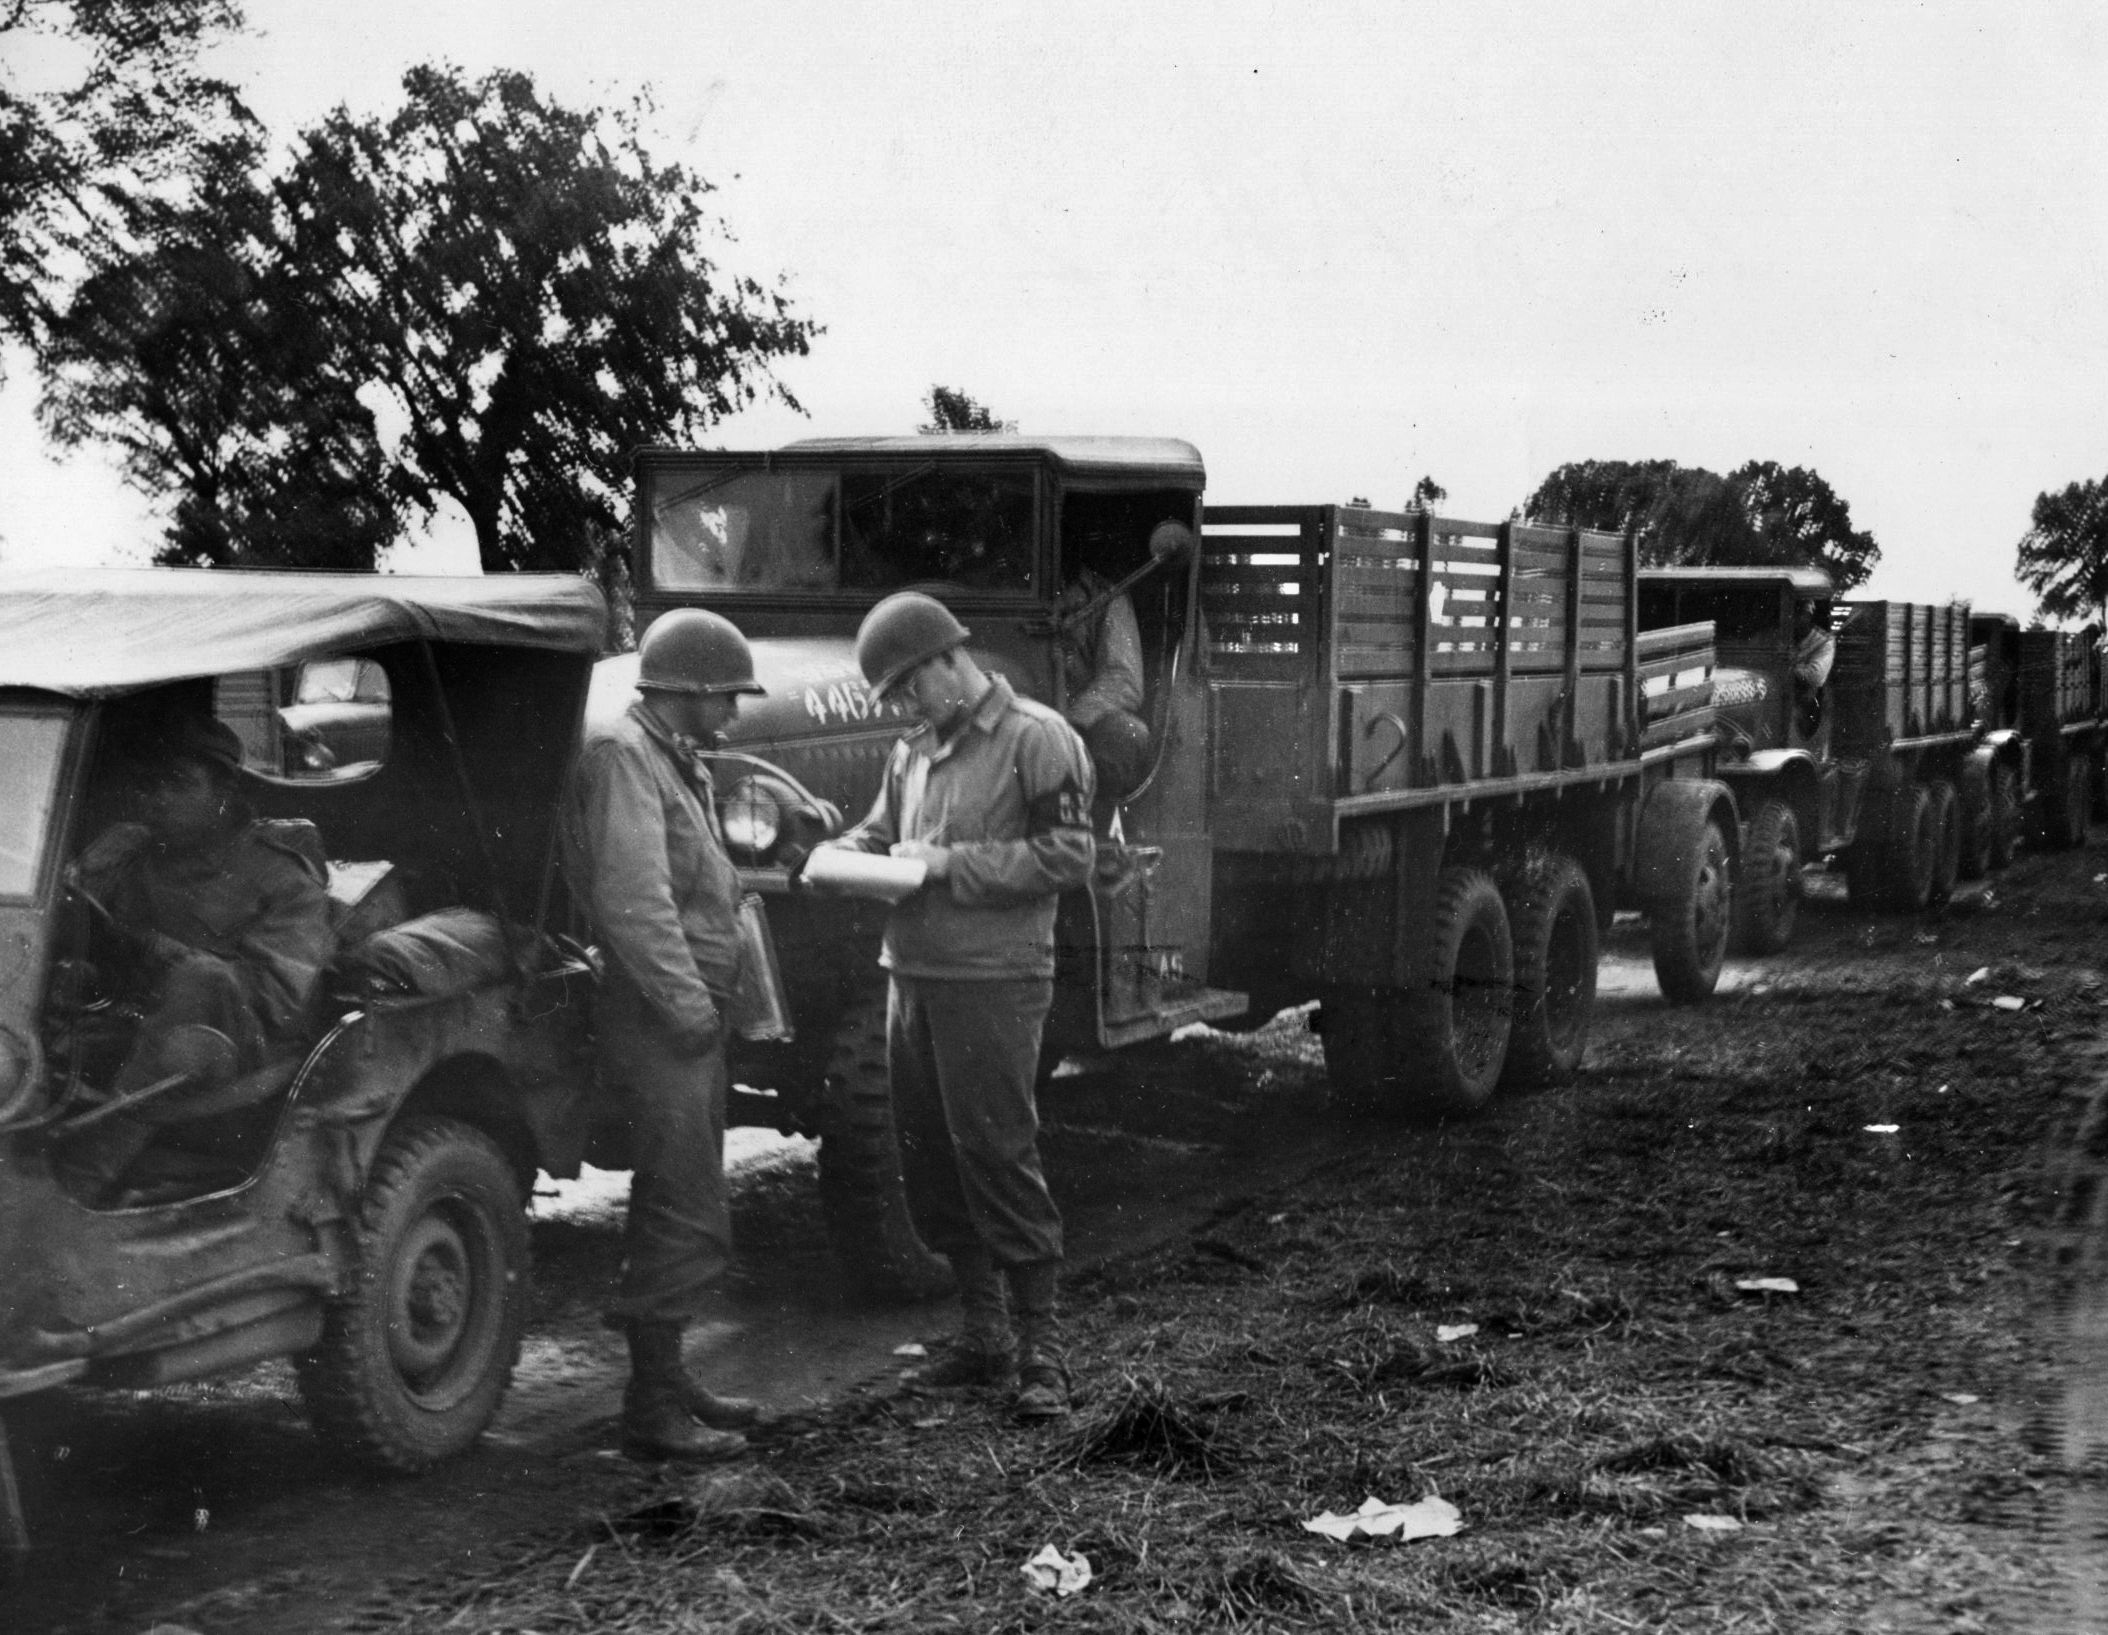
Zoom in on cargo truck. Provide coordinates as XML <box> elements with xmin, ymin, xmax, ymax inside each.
<box><xmin>627</xmin><ymin>439</ymin><xmax>1736</xmax><ymax>1293</ymax></box>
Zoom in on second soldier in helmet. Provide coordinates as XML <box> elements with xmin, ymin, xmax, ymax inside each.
<box><xmin>561</xmin><ymin>608</ymin><xmax>770</xmax><ymax>1461</ymax></box>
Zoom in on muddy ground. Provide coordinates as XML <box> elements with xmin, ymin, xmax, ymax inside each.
<box><xmin>9</xmin><ymin>839</ymin><xmax>2108</xmax><ymax>1632</ymax></box>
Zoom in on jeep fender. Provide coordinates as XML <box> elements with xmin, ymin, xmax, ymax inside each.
<box><xmin>1633</xmin><ymin>779</ymin><xmax>1741</xmax><ymax>909</ymax></box>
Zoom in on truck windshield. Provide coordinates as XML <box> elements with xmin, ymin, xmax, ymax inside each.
<box><xmin>0</xmin><ymin>713</ymin><xmax>68</xmax><ymax>898</ymax></box>
<box><xmin>648</xmin><ymin>465</ymin><xmax>1037</xmax><ymax>595</ymax></box>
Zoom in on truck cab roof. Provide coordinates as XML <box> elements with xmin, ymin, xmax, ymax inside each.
<box><xmin>638</xmin><ymin>435</ymin><xmax>1206</xmax><ymax>485</ymax></box>
<box><xmin>1637</xmin><ymin>565</ymin><xmax>1835</xmax><ymax>598</ymax></box>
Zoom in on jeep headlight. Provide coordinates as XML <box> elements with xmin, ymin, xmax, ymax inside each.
<box><xmin>722</xmin><ymin>775</ymin><xmax>785</xmax><ymax>862</ymax></box>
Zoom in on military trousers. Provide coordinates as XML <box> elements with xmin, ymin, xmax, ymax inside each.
<box><xmin>888</xmin><ymin>974</ymin><xmax>1064</xmax><ymax>1269</ymax></box>
<box><xmin>600</xmin><ymin>983</ymin><xmax>732</xmax><ymax>1325</ymax></box>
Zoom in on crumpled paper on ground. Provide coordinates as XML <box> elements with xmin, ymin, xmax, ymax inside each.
<box><xmin>1021</xmin><ymin>1543</ymin><xmax>1093</xmax><ymax>1596</ymax></box>
<box><xmin>1303</xmin><ymin>1494</ymin><xmax>1462</xmax><ymax>1542</ymax></box>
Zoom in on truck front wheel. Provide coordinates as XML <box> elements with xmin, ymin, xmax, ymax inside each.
<box><xmin>1650</xmin><ymin>819</ymin><xmax>1730</xmax><ymax>1002</ymax></box>
<box><xmin>1987</xmin><ymin>762</ymin><xmax>2022</xmax><ymax>869</ymax></box>
<box><xmin>1500</xmin><ymin>852</ymin><xmax>1597</xmax><ymax>1088</ymax></box>
<box><xmin>1322</xmin><ymin>866</ymin><xmax>1513</xmax><ymax>1118</ymax></box>
<box><xmin>816</xmin><ymin>995</ymin><xmax>953</xmax><ymax>1303</ymax></box>
<box><xmin>1731</xmin><ymin>799</ymin><xmax>1801</xmax><ymax>956</ymax></box>
<box><xmin>296</xmin><ymin>1115</ymin><xmax>528</xmax><ymax>1472</ymax></box>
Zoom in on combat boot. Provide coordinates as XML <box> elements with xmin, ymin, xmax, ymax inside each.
<box><xmin>1007</xmin><ymin>1261</ymin><xmax>1072</xmax><ymax>1421</ymax></box>
<box><xmin>913</xmin><ymin>1247</ymin><xmax>1014</xmax><ymax>1389</ymax></box>
<box><xmin>621</xmin><ymin>1320</ymin><xmax>748</xmax><ymax>1462</ymax></box>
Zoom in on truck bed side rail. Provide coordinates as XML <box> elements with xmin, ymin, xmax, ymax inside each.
<box><xmin>2019</xmin><ymin>627</ymin><xmax>2104</xmax><ymax>737</ymax></box>
<box><xmin>1638</xmin><ymin>621</ymin><xmax>1718</xmax><ymax>755</ymax></box>
<box><xmin>1200</xmin><ymin>505</ymin><xmax>1666</xmax><ymax>853</ymax></box>
<box><xmin>1837</xmin><ymin>600</ymin><xmax>1976</xmax><ymax>752</ymax></box>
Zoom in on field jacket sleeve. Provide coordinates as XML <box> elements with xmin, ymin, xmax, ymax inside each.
<box><xmin>946</xmin><ymin>715</ymin><xmax>1096</xmax><ymax>908</ymax></box>
<box><xmin>828</xmin><ymin>744</ymin><xmax>905</xmax><ymax>856</ymax></box>
<box><xmin>1067</xmin><ymin>592</ymin><xmax>1146</xmax><ymax>728</ymax></box>
<box><xmin>574</xmin><ymin>737</ymin><xmax>720</xmax><ymax>1037</ymax></box>
<box><xmin>233</xmin><ymin>836</ymin><xmax>335</xmax><ymax>1041</ymax></box>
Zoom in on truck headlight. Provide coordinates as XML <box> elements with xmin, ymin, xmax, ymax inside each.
<box><xmin>723</xmin><ymin>776</ymin><xmax>785</xmax><ymax>862</ymax></box>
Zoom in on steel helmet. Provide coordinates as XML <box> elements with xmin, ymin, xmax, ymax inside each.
<box><xmin>855</xmin><ymin>592</ymin><xmax>971</xmax><ymax>699</ymax></box>
<box><xmin>636</xmin><ymin>608</ymin><xmax>766</xmax><ymax>696</ymax></box>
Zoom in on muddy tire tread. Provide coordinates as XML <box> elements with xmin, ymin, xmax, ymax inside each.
<box><xmin>295</xmin><ymin>1115</ymin><xmax>527</xmax><ymax>1473</ymax></box>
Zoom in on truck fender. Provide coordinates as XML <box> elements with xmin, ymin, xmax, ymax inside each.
<box><xmin>1633</xmin><ymin>779</ymin><xmax>1741</xmax><ymax>908</ymax></box>
<box><xmin>1735</xmin><ymin>748</ymin><xmax>1819</xmax><ymax>779</ymax></box>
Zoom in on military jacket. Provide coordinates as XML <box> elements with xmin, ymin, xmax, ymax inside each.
<box><xmin>562</xmin><ymin>700</ymin><xmax>740</xmax><ymax>1040</ymax></box>
<box><xmin>78</xmin><ymin>819</ymin><xmax>334</xmax><ymax>1045</ymax></box>
<box><xmin>833</xmin><ymin>676</ymin><xmax>1095</xmax><ymax>981</ymax></box>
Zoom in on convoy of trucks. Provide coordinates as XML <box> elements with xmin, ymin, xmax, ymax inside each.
<box><xmin>1</xmin><ymin>431</ymin><xmax>2104</xmax><ymax>1541</ymax></box>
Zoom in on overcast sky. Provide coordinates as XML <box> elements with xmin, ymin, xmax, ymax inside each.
<box><xmin>3</xmin><ymin>0</ymin><xmax>2102</xmax><ymax>612</ymax></box>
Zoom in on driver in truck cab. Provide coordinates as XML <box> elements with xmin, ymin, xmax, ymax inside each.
<box><xmin>1055</xmin><ymin>519</ymin><xmax>1190</xmax><ymax>802</ymax></box>
<box><xmin>58</xmin><ymin>716</ymin><xmax>335</xmax><ymax>1201</ymax></box>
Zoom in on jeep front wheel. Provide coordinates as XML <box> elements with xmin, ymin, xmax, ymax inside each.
<box><xmin>816</xmin><ymin>994</ymin><xmax>953</xmax><ymax>1303</ymax></box>
<box><xmin>296</xmin><ymin>1115</ymin><xmax>528</xmax><ymax>1472</ymax></box>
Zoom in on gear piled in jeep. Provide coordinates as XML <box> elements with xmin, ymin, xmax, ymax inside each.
<box><xmin>0</xmin><ymin>570</ymin><xmax>610</xmax><ymax>1505</ymax></box>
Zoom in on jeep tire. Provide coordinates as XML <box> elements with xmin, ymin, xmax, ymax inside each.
<box><xmin>296</xmin><ymin>1115</ymin><xmax>528</xmax><ymax>1472</ymax></box>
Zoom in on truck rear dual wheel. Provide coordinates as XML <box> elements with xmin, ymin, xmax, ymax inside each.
<box><xmin>2042</xmin><ymin>754</ymin><xmax>2094</xmax><ymax>850</ymax></box>
<box><xmin>1500</xmin><ymin>853</ymin><xmax>1597</xmax><ymax>1089</ymax></box>
<box><xmin>1924</xmin><ymin>780</ymin><xmax>1962</xmax><ymax>908</ymax></box>
<box><xmin>1731</xmin><ymin>800</ymin><xmax>1801</xmax><ymax>956</ymax></box>
<box><xmin>296</xmin><ymin>1115</ymin><xmax>528</xmax><ymax>1472</ymax></box>
<box><xmin>1849</xmin><ymin>785</ymin><xmax>1937</xmax><ymax>912</ymax></box>
<box><xmin>1956</xmin><ymin>775</ymin><xmax>1995</xmax><ymax>880</ymax></box>
<box><xmin>1650</xmin><ymin>819</ymin><xmax>1731</xmax><ymax>1003</ymax></box>
<box><xmin>1986</xmin><ymin>762</ymin><xmax>2022</xmax><ymax>870</ymax></box>
<box><xmin>1322</xmin><ymin>866</ymin><xmax>1514</xmax><ymax>1119</ymax></box>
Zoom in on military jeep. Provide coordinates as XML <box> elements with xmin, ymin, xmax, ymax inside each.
<box><xmin>0</xmin><ymin>569</ymin><xmax>611</xmax><ymax>1503</ymax></box>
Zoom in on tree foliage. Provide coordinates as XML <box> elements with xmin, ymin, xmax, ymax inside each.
<box><xmin>33</xmin><ymin>63</ymin><xmax>818</xmax><ymax>576</ymax></box>
<box><xmin>1410</xmin><ymin>474</ymin><xmax>1447</xmax><ymax>510</ymax></box>
<box><xmin>281</xmin><ymin>65</ymin><xmax>817</xmax><ymax>574</ymax></box>
<box><xmin>920</xmin><ymin>385</ymin><xmax>1010</xmax><ymax>433</ymax></box>
<box><xmin>37</xmin><ymin>130</ymin><xmax>398</xmax><ymax>568</ymax></box>
<box><xmin>0</xmin><ymin>0</ymin><xmax>247</xmax><ymax>363</ymax></box>
<box><xmin>1521</xmin><ymin>457</ymin><xmax>1880</xmax><ymax>592</ymax></box>
<box><xmin>2015</xmin><ymin>477</ymin><xmax>2108</xmax><ymax>627</ymax></box>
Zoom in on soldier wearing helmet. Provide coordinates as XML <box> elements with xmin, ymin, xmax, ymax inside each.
<box><xmin>58</xmin><ymin>715</ymin><xmax>335</xmax><ymax>1202</ymax></box>
<box><xmin>815</xmin><ymin>589</ymin><xmax>1096</xmax><ymax>1420</ymax></box>
<box><xmin>561</xmin><ymin>608</ymin><xmax>769</xmax><ymax>1462</ymax></box>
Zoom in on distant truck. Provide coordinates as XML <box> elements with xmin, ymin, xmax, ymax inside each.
<box><xmin>1970</xmin><ymin>613</ymin><xmax>2105</xmax><ymax>852</ymax></box>
<box><xmin>1636</xmin><ymin>567</ymin><xmax>2082</xmax><ymax>955</ymax></box>
<box><xmin>628</xmin><ymin>438</ymin><xmax>1736</xmax><ymax>1185</ymax></box>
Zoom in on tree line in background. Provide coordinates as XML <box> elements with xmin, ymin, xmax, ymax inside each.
<box><xmin>3</xmin><ymin>6</ymin><xmax>2104</xmax><ymax>624</ymax></box>
<box><xmin>2</xmin><ymin>1</ymin><xmax>814</xmax><ymax>593</ymax></box>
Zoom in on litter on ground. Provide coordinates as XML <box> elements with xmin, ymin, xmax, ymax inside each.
<box><xmin>1303</xmin><ymin>1494</ymin><xmax>1463</xmax><ymax>1543</ymax></box>
<box><xmin>1020</xmin><ymin>1544</ymin><xmax>1093</xmax><ymax>1596</ymax></box>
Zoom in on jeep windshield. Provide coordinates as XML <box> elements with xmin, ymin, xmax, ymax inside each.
<box><xmin>645</xmin><ymin>464</ymin><xmax>1038</xmax><ymax>596</ymax></box>
<box><xmin>0</xmin><ymin>710</ymin><xmax>69</xmax><ymax>899</ymax></box>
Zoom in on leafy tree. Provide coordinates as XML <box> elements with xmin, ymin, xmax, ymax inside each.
<box><xmin>1522</xmin><ymin>457</ymin><xmax>1879</xmax><ymax>591</ymax></box>
<box><xmin>0</xmin><ymin>0</ymin><xmax>247</xmax><ymax>366</ymax></box>
<box><xmin>1410</xmin><ymin>474</ymin><xmax>1447</xmax><ymax>510</ymax></box>
<box><xmin>1523</xmin><ymin>458</ymin><xmax>1755</xmax><ymax>565</ymax></box>
<box><xmin>36</xmin><ymin>130</ymin><xmax>399</xmax><ymax>569</ymax></box>
<box><xmin>920</xmin><ymin>385</ymin><xmax>1011</xmax><ymax>433</ymax></box>
<box><xmin>1729</xmin><ymin>460</ymin><xmax>1880</xmax><ymax>592</ymax></box>
<box><xmin>278</xmin><ymin>64</ymin><xmax>817</xmax><ymax>574</ymax></box>
<box><xmin>2016</xmin><ymin>477</ymin><xmax>2108</xmax><ymax>627</ymax></box>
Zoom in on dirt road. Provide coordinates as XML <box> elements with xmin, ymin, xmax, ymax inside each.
<box><xmin>0</xmin><ymin>1010</ymin><xmax>1372</xmax><ymax>1634</ymax></box>
<box><xmin>10</xmin><ymin>841</ymin><xmax>2108</xmax><ymax>1632</ymax></box>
